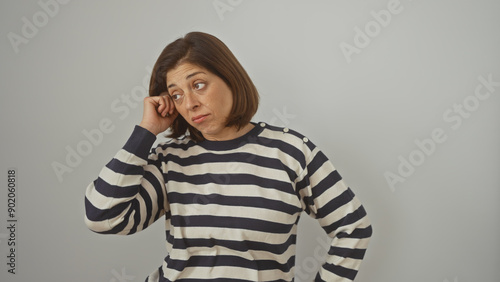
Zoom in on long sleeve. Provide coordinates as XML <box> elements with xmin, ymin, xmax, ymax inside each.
<box><xmin>84</xmin><ymin>125</ymin><xmax>169</xmax><ymax>235</ymax></box>
<box><xmin>296</xmin><ymin>147</ymin><xmax>372</xmax><ymax>281</ymax></box>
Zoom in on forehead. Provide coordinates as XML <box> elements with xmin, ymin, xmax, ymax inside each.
<box><xmin>166</xmin><ymin>63</ymin><xmax>207</xmax><ymax>84</ymax></box>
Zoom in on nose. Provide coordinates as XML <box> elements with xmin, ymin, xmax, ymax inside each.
<box><xmin>184</xmin><ymin>91</ymin><xmax>200</xmax><ymax>111</ymax></box>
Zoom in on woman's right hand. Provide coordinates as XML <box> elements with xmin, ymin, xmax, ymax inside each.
<box><xmin>139</xmin><ymin>92</ymin><xmax>179</xmax><ymax>135</ymax></box>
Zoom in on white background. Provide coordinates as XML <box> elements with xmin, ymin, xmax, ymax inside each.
<box><xmin>1</xmin><ymin>1</ymin><xmax>499</xmax><ymax>281</ymax></box>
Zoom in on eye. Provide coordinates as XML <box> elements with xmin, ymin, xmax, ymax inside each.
<box><xmin>193</xmin><ymin>82</ymin><xmax>206</xmax><ymax>90</ymax></box>
<box><xmin>170</xmin><ymin>93</ymin><xmax>183</xmax><ymax>102</ymax></box>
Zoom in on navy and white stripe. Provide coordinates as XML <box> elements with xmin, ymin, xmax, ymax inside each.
<box><xmin>85</xmin><ymin>122</ymin><xmax>372</xmax><ymax>281</ymax></box>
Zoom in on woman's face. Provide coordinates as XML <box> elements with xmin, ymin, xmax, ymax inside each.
<box><xmin>165</xmin><ymin>62</ymin><xmax>235</xmax><ymax>141</ymax></box>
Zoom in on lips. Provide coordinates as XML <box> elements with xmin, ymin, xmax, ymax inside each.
<box><xmin>192</xmin><ymin>114</ymin><xmax>209</xmax><ymax>124</ymax></box>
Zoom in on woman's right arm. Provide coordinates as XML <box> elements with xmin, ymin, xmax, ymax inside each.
<box><xmin>84</xmin><ymin>95</ymin><xmax>178</xmax><ymax>235</ymax></box>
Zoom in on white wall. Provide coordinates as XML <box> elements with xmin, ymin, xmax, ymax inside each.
<box><xmin>1</xmin><ymin>1</ymin><xmax>499</xmax><ymax>281</ymax></box>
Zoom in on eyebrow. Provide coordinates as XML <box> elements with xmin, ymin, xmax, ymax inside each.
<box><xmin>167</xmin><ymin>71</ymin><xmax>206</xmax><ymax>89</ymax></box>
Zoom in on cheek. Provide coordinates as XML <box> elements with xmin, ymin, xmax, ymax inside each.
<box><xmin>217</xmin><ymin>88</ymin><xmax>233</xmax><ymax>113</ymax></box>
<box><xmin>212</xmin><ymin>98</ymin><xmax>231</xmax><ymax>118</ymax></box>
<box><xmin>224</xmin><ymin>100</ymin><xmax>233</xmax><ymax>114</ymax></box>
<box><xmin>204</xmin><ymin>84</ymin><xmax>233</xmax><ymax>117</ymax></box>
<box><xmin>174</xmin><ymin>107</ymin><xmax>189</xmax><ymax>121</ymax></box>
<box><xmin>223</xmin><ymin>94</ymin><xmax>233</xmax><ymax>114</ymax></box>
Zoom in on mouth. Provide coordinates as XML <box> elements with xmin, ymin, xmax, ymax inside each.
<box><xmin>192</xmin><ymin>114</ymin><xmax>209</xmax><ymax>124</ymax></box>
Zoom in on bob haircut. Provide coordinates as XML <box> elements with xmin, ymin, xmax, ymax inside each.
<box><xmin>148</xmin><ymin>31</ymin><xmax>259</xmax><ymax>142</ymax></box>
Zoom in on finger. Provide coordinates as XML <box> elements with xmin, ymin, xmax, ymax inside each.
<box><xmin>154</xmin><ymin>96</ymin><xmax>166</xmax><ymax>116</ymax></box>
<box><xmin>157</xmin><ymin>92</ymin><xmax>170</xmax><ymax>117</ymax></box>
<box><xmin>146</xmin><ymin>96</ymin><xmax>160</xmax><ymax>107</ymax></box>
<box><xmin>164</xmin><ymin>95</ymin><xmax>176</xmax><ymax>116</ymax></box>
<box><xmin>162</xmin><ymin>95</ymin><xmax>175</xmax><ymax>115</ymax></box>
<box><xmin>144</xmin><ymin>97</ymin><xmax>158</xmax><ymax>114</ymax></box>
<box><xmin>168</xmin><ymin>96</ymin><xmax>176</xmax><ymax>115</ymax></box>
<box><xmin>161</xmin><ymin>96</ymin><xmax>170</xmax><ymax>117</ymax></box>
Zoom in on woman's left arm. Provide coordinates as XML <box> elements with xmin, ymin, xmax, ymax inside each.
<box><xmin>296</xmin><ymin>147</ymin><xmax>373</xmax><ymax>281</ymax></box>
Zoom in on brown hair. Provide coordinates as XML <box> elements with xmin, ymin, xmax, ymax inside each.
<box><xmin>148</xmin><ymin>31</ymin><xmax>259</xmax><ymax>142</ymax></box>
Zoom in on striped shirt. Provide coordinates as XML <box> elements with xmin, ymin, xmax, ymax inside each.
<box><xmin>84</xmin><ymin>122</ymin><xmax>372</xmax><ymax>281</ymax></box>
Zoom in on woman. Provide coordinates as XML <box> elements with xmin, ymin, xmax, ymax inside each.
<box><xmin>85</xmin><ymin>31</ymin><xmax>372</xmax><ymax>282</ymax></box>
